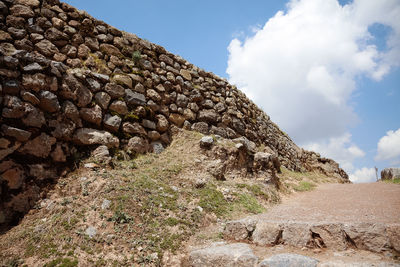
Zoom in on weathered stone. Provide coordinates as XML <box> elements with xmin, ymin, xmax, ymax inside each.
<box><xmin>183</xmin><ymin>108</ymin><xmax>196</xmax><ymax>121</ymax></box>
<box><xmin>112</xmin><ymin>74</ymin><xmax>132</xmax><ymax>88</ymax></box>
<box><xmin>259</xmin><ymin>254</ymin><xmax>318</xmax><ymax>267</ymax></box>
<box><xmin>198</xmin><ymin>109</ymin><xmax>219</xmax><ymax>123</ymax></box>
<box><xmin>127</xmin><ymin>136</ymin><xmax>148</xmax><ymax>154</ymax></box>
<box><xmin>77</xmin><ymin>43</ymin><xmax>90</xmax><ymax>58</ymax></box>
<box><xmin>1</xmin><ymin>166</ymin><xmax>25</xmax><ymax>189</ymax></box>
<box><xmin>109</xmin><ymin>100</ymin><xmax>128</xmax><ymax>115</ymax></box>
<box><xmin>8</xmin><ymin>27</ymin><xmax>27</xmax><ymax>39</ymax></box>
<box><xmin>148</xmin><ymin>130</ymin><xmax>161</xmax><ymax>141</ymax></box>
<box><xmin>169</xmin><ymin>113</ymin><xmax>185</xmax><ymax>127</ymax></box>
<box><xmin>80</xmin><ymin>105</ymin><xmax>102</xmax><ymax>126</ymax></box>
<box><xmin>100</xmin><ymin>43</ymin><xmax>122</xmax><ymax>57</ymax></box>
<box><xmin>45</xmin><ymin>27</ymin><xmax>68</xmax><ymax>42</ymax></box>
<box><xmin>122</xmin><ymin>122</ymin><xmax>146</xmax><ymax>136</ymax></box>
<box><xmin>49</xmin><ymin>120</ymin><xmax>76</xmax><ymax>140</ymax></box>
<box><xmin>1</xmin><ymin>124</ymin><xmax>31</xmax><ymax>142</ymax></box>
<box><xmin>141</xmin><ymin>119</ymin><xmax>156</xmax><ymax>130</ymax></box>
<box><xmin>21</xmin><ymin>91</ymin><xmax>40</xmax><ymax>105</ymax></box>
<box><xmin>203</xmin><ymin>99</ymin><xmax>215</xmax><ymax>109</ymax></box>
<box><xmin>233</xmin><ymin>137</ymin><xmax>257</xmax><ymax>154</ymax></box>
<box><xmin>29</xmin><ymin>164</ymin><xmax>57</xmax><ymax>180</ymax></box>
<box><xmin>105</xmin><ymin>83</ymin><xmax>125</xmax><ymax>99</ymax></box>
<box><xmin>92</xmin><ymin>145</ymin><xmax>110</xmax><ymax>163</ymax></box>
<box><xmin>19</xmin><ymin>133</ymin><xmax>56</xmax><ymax>158</ymax></box>
<box><xmin>200</xmin><ymin>136</ymin><xmax>214</xmax><ymax>149</ymax></box>
<box><xmin>343</xmin><ymin>223</ymin><xmax>391</xmax><ymax>253</ymax></box>
<box><xmin>209</xmin><ymin>126</ymin><xmax>227</xmax><ymax>138</ymax></box>
<box><xmin>38</xmin><ymin>90</ymin><xmax>60</xmax><ymax>113</ymax></box>
<box><xmin>51</xmin><ymin>143</ymin><xmax>67</xmax><ymax>162</ymax></box>
<box><xmin>14</xmin><ymin>0</ymin><xmax>40</xmax><ymax>7</ymax></box>
<box><xmin>134</xmin><ymin>83</ymin><xmax>145</xmax><ymax>93</ymax></box>
<box><xmin>0</xmin><ymin>143</ymin><xmax>21</xmax><ymax>161</ymax></box>
<box><xmin>103</xmin><ymin>114</ymin><xmax>121</xmax><ymax>132</ymax></box>
<box><xmin>214</xmin><ymin>102</ymin><xmax>226</xmax><ymax>113</ymax></box>
<box><xmin>85</xmin><ymin>37</ymin><xmax>99</xmax><ymax>50</ymax></box>
<box><xmin>151</xmin><ymin>141</ymin><xmax>164</xmax><ymax>154</ymax></box>
<box><xmin>192</xmin><ymin>122</ymin><xmax>209</xmax><ymax>134</ymax></box>
<box><xmin>0</xmin><ymin>30</ymin><xmax>12</xmax><ymax>42</ymax></box>
<box><xmin>10</xmin><ymin>4</ymin><xmax>34</xmax><ymax>18</ymax></box>
<box><xmin>189</xmin><ymin>243</ymin><xmax>258</xmax><ymax>267</ymax></box>
<box><xmin>62</xmin><ymin>101</ymin><xmax>80</xmax><ymax>122</ymax></box>
<box><xmin>125</xmin><ymin>89</ymin><xmax>146</xmax><ymax>106</ymax></box>
<box><xmin>76</xmin><ymin>86</ymin><xmax>93</xmax><ymax>108</ymax></box>
<box><xmin>176</xmin><ymin>93</ymin><xmax>188</xmax><ymax>107</ymax></box>
<box><xmin>387</xmin><ymin>224</ymin><xmax>400</xmax><ymax>252</ymax></box>
<box><xmin>86</xmin><ymin>78</ymin><xmax>101</xmax><ymax>92</ymax></box>
<box><xmin>282</xmin><ymin>223</ymin><xmax>312</xmax><ymax>247</ymax></box>
<box><xmin>156</xmin><ymin>114</ymin><xmax>169</xmax><ymax>132</ymax></box>
<box><xmin>22</xmin><ymin>103</ymin><xmax>45</xmax><ymax>127</ymax></box>
<box><xmin>2</xmin><ymin>96</ymin><xmax>25</xmax><ymax>119</ymax></box>
<box><xmin>223</xmin><ymin>218</ymin><xmax>257</xmax><ymax>242</ymax></box>
<box><xmin>310</xmin><ymin>224</ymin><xmax>347</xmax><ymax>250</ymax></box>
<box><xmin>73</xmin><ymin>128</ymin><xmax>119</xmax><ymax>148</ymax></box>
<box><xmin>0</xmin><ymin>138</ymin><xmax>10</xmax><ymax>149</ymax></box>
<box><xmin>159</xmin><ymin>54</ymin><xmax>174</xmax><ymax>66</ymax></box>
<box><xmin>3</xmin><ymin>81</ymin><xmax>19</xmax><ymax>95</ymax></box>
<box><xmin>180</xmin><ymin>69</ymin><xmax>192</xmax><ymax>81</ymax></box>
<box><xmin>35</xmin><ymin>40</ymin><xmax>59</xmax><ymax>57</ymax></box>
<box><xmin>147</xmin><ymin>89</ymin><xmax>161</xmax><ymax>102</ymax></box>
<box><xmin>252</xmin><ymin>222</ymin><xmax>283</xmax><ymax>246</ymax></box>
<box><xmin>90</xmin><ymin>92</ymin><xmax>109</xmax><ymax>112</ymax></box>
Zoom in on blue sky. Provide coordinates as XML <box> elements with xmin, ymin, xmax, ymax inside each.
<box><xmin>64</xmin><ymin>0</ymin><xmax>400</xmax><ymax>182</ymax></box>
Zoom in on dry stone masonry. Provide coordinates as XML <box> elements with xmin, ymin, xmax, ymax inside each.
<box><xmin>0</xmin><ymin>0</ymin><xmax>348</xmax><ymax>229</ymax></box>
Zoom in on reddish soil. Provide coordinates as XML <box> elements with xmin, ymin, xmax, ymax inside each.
<box><xmin>258</xmin><ymin>182</ymin><xmax>400</xmax><ymax>224</ymax></box>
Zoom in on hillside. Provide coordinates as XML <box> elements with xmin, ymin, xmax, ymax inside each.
<box><xmin>0</xmin><ymin>130</ymin><xmax>348</xmax><ymax>266</ymax></box>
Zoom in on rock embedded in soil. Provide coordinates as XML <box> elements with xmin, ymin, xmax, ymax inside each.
<box><xmin>189</xmin><ymin>243</ymin><xmax>258</xmax><ymax>267</ymax></box>
<box><xmin>258</xmin><ymin>253</ymin><xmax>318</xmax><ymax>267</ymax></box>
<box><xmin>200</xmin><ymin>135</ymin><xmax>214</xmax><ymax>149</ymax></box>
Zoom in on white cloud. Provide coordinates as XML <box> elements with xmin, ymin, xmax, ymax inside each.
<box><xmin>349</xmin><ymin>167</ymin><xmax>377</xmax><ymax>183</ymax></box>
<box><xmin>375</xmin><ymin>128</ymin><xmax>400</xmax><ymax>163</ymax></box>
<box><xmin>226</xmin><ymin>0</ymin><xmax>400</xmax><ymax>170</ymax></box>
<box><xmin>304</xmin><ymin>133</ymin><xmax>365</xmax><ymax>172</ymax></box>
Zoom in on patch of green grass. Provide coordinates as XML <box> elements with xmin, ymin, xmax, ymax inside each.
<box><xmin>132</xmin><ymin>50</ymin><xmax>142</xmax><ymax>65</ymax></box>
<box><xmin>293</xmin><ymin>181</ymin><xmax>316</xmax><ymax>192</ymax></box>
<box><xmin>383</xmin><ymin>178</ymin><xmax>400</xmax><ymax>184</ymax></box>
<box><xmin>236</xmin><ymin>193</ymin><xmax>265</xmax><ymax>214</ymax></box>
<box><xmin>198</xmin><ymin>185</ymin><xmax>231</xmax><ymax>217</ymax></box>
<box><xmin>236</xmin><ymin>183</ymin><xmax>269</xmax><ymax>200</ymax></box>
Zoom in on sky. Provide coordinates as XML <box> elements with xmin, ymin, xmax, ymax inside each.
<box><xmin>63</xmin><ymin>0</ymin><xmax>400</xmax><ymax>183</ymax></box>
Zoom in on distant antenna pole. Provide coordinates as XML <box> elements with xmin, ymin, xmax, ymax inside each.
<box><xmin>375</xmin><ymin>166</ymin><xmax>378</xmax><ymax>181</ymax></box>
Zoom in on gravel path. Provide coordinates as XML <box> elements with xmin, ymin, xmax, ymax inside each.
<box><xmin>258</xmin><ymin>182</ymin><xmax>400</xmax><ymax>224</ymax></box>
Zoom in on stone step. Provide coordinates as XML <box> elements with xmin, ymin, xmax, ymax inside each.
<box><xmin>222</xmin><ymin>218</ymin><xmax>400</xmax><ymax>254</ymax></box>
<box><xmin>187</xmin><ymin>242</ymin><xmax>400</xmax><ymax>267</ymax></box>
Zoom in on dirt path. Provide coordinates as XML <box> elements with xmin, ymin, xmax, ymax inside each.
<box><xmin>257</xmin><ymin>182</ymin><xmax>400</xmax><ymax>224</ymax></box>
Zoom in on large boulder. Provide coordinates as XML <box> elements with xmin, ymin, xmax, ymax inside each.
<box><xmin>381</xmin><ymin>168</ymin><xmax>400</xmax><ymax>180</ymax></box>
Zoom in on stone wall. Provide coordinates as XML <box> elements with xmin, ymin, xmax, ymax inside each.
<box><xmin>381</xmin><ymin>168</ymin><xmax>400</xmax><ymax>180</ymax></box>
<box><xmin>0</xmin><ymin>0</ymin><xmax>348</xmax><ymax>228</ymax></box>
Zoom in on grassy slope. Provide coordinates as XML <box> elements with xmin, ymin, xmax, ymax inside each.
<box><xmin>0</xmin><ymin>131</ymin><xmax>337</xmax><ymax>267</ymax></box>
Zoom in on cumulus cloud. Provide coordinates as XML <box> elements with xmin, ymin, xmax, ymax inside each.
<box><xmin>375</xmin><ymin>128</ymin><xmax>400</xmax><ymax>163</ymax></box>
<box><xmin>349</xmin><ymin>167</ymin><xmax>377</xmax><ymax>183</ymax></box>
<box><xmin>227</xmin><ymin>0</ymin><xmax>400</xmax><ymax>169</ymax></box>
<box><xmin>304</xmin><ymin>133</ymin><xmax>364</xmax><ymax>172</ymax></box>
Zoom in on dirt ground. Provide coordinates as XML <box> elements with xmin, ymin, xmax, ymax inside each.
<box><xmin>256</xmin><ymin>182</ymin><xmax>400</xmax><ymax>224</ymax></box>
